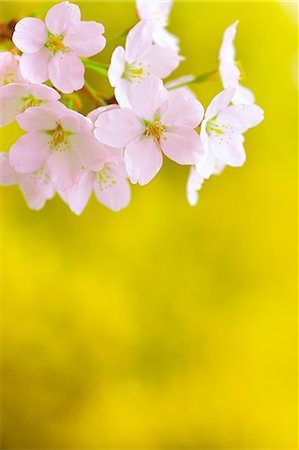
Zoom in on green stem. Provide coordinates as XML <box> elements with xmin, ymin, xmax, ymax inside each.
<box><xmin>82</xmin><ymin>59</ymin><xmax>109</xmax><ymax>76</ymax></box>
<box><xmin>84</xmin><ymin>81</ymin><xmax>107</xmax><ymax>106</ymax></box>
<box><xmin>168</xmin><ymin>69</ymin><xmax>218</xmax><ymax>90</ymax></box>
<box><xmin>106</xmin><ymin>29</ymin><xmax>129</xmax><ymax>45</ymax></box>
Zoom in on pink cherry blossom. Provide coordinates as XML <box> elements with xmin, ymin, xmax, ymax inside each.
<box><xmin>108</xmin><ymin>20</ymin><xmax>180</xmax><ymax>106</ymax></box>
<box><xmin>136</xmin><ymin>0</ymin><xmax>179</xmax><ymax>51</ymax></box>
<box><xmin>0</xmin><ymin>152</ymin><xmax>55</xmax><ymax>210</ymax></box>
<box><xmin>12</xmin><ymin>1</ymin><xmax>106</xmax><ymax>93</ymax></box>
<box><xmin>60</xmin><ymin>155</ymin><xmax>130</xmax><ymax>214</ymax></box>
<box><xmin>199</xmin><ymin>86</ymin><xmax>264</xmax><ymax>173</ymax></box>
<box><xmin>0</xmin><ymin>51</ymin><xmax>25</xmax><ymax>86</ymax></box>
<box><xmin>9</xmin><ymin>105</ymin><xmax>107</xmax><ymax>191</ymax></box>
<box><xmin>219</xmin><ymin>21</ymin><xmax>255</xmax><ymax>105</ymax></box>
<box><xmin>0</xmin><ymin>82</ymin><xmax>60</xmax><ymax>127</ymax></box>
<box><xmin>94</xmin><ymin>77</ymin><xmax>204</xmax><ymax>185</ymax></box>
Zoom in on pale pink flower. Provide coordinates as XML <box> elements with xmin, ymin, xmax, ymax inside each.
<box><xmin>108</xmin><ymin>20</ymin><xmax>180</xmax><ymax>106</ymax></box>
<box><xmin>9</xmin><ymin>105</ymin><xmax>107</xmax><ymax>191</ymax></box>
<box><xmin>0</xmin><ymin>82</ymin><xmax>60</xmax><ymax>127</ymax></box>
<box><xmin>0</xmin><ymin>51</ymin><xmax>25</xmax><ymax>86</ymax></box>
<box><xmin>0</xmin><ymin>152</ymin><xmax>55</xmax><ymax>210</ymax></box>
<box><xmin>60</xmin><ymin>155</ymin><xmax>131</xmax><ymax>214</ymax></box>
<box><xmin>12</xmin><ymin>1</ymin><xmax>106</xmax><ymax>93</ymax></box>
<box><xmin>55</xmin><ymin>104</ymin><xmax>131</xmax><ymax>214</ymax></box>
<box><xmin>199</xmin><ymin>86</ymin><xmax>264</xmax><ymax>173</ymax></box>
<box><xmin>219</xmin><ymin>21</ymin><xmax>255</xmax><ymax>105</ymax></box>
<box><xmin>95</xmin><ymin>77</ymin><xmax>204</xmax><ymax>185</ymax></box>
<box><xmin>136</xmin><ymin>0</ymin><xmax>179</xmax><ymax>51</ymax></box>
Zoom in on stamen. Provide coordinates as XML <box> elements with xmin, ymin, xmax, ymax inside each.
<box><xmin>45</xmin><ymin>33</ymin><xmax>67</xmax><ymax>54</ymax></box>
<box><xmin>206</xmin><ymin>116</ymin><xmax>234</xmax><ymax>145</ymax></box>
<box><xmin>96</xmin><ymin>165</ymin><xmax>116</xmax><ymax>191</ymax></box>
<box><xmin>30</xmin><ymin>167</ymin><xmax>51</xmax><ymax>185</ymax></box>
<box><xmin>48</xmin><ymin>125</ymin><xmax>71</xmax><ymax>152</ymax></box>
<box><xmin>122</xmin><ymin>62</ymin><xmax>150</xmax><ymax>82</ymax></box>
<box><xmin>143</xmin><ymin>118</ymin><xmax>167</xmax><ymax>143</ymax></box>
<box><xmin>21</xmin><ymin>94</ymin><xmax>43</xmax><ymax>112</ymax></box>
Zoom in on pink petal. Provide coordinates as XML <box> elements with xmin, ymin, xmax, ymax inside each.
<box><xmin>70</xmin><ymin>133</ymin><xmax>107</xmax><ymax>171</ymax></box>
<box><xmin>219</xmin><ymin>59</ymin><xmax>240</xmax><ymax>88</ymax></box>
<box><xmin>136</xmin><ymin>1</ymin><xmax>173</xmax><ymax>23</ymax></box>
<box><xmin>152</xmin><ymin>27</ymin><xmax>179</xmax><ymax>52</ymax></box>
<box><xmin>19</xmin><ymin>49</ymin><xmax>50</xmax><ymax>84</ymax></box>
<box><xmin>0</xmin><ymin>52</ymin><xmax>24</xmax><ymax>85</ymax></box>
<box><xmin>87</xmin><ymin>104</ymin><xmax>119</xmax><ymax>124</ymax></box>
<box><xmin>233</xmin><ymin>85</ymin><xmax>255</xmax><ymax>105</ymax></box>
<box><xmin>229</xmin><ymin>104</ymin><xmax>264</xmax><ymax>130</ymax></box>
<box><xmin>125</xmin><ymin>20</ymin><xmax>153</xmax><ymax>63</ymax></box>
<box><xmin>48</xmin><ymin>52</ymin><xmax>85</xmax><ymax>93</ymax></box>
<box><xmin>205</xmin><ymin>86</ymin><xmax>236</xmax><ymax>120</ymax></box>
<box><xmin>16</xmin><ymin>106</ymin><xmax>57</xmax><ymax>132</ymax></box>
<box><xmin>12</xmin><ymin>18</ymin><xmax>47</xmax><ymax>53</ymax></box>
<box><xmin>94</xmin><ymin>165</ymin><xmax>131</xmax><ymax>211</ymax></box>
<box><xmin>219</xmin><ymin>21</ymin><xmax>238</xmax><ymax>63</ymax></box>
<box><xmin>125</xmin><ymin>76</ymin><xmax>168</xmax><ymax>120</ymax></box>
<box><xmin>47</xmin><ymin>149</ymin><xmax>83</xmax><ymax>191</ymax></box>
<box><xmin>64</xmin><ymin>21</ymin><xmax>106</xmax><ymax>57</ymax></box>
<box><xmin>19</xmin><ymin>169</ymin><xmax>55</xmax><ymax>210</ymax></box>
<box><xmin>161</xmin><ymin>127</ymin><xmax>203</xmax><ymax>165</ymax></box>
<box><xmin>143</xmin><ymin>45</ymin><xmax>180</xmax><ymax>79</ymax></box>
<box><xmin>108</xmin><ymin>46</ymin><xmax>126</xmax><ymax>87</ymax></box>
<box><xmin>58</xmin><ymin>110</ymin><xmax>92</xmax><ymax>133</ymax></box>
<box><xmin>186</xmin><ymin>166</ymin><xmax>204</xmax><ymax>206</ymax></box>
<box><xmin>0</xmin><ymin>84</ymin><xmax>25</xmax><ymax>126</ymax></box>
<box><xmin>60</xmin><ymin>172</ymin><xmax>93</xmax><ymax>215</ymax></box>
<box><xmin>9</xmin><ymin>133</ymin><xmax>49</xmax><ymax>173</ymax></box>
<box><xmin>29</xmin><ymin>83</ymin><xmax>60</xmax><ymax>101</ymax></box>
<box><xmin>159</xmin><ymin>94</ymin><xmax>204</xmax><ymax>128</ymax></box>
<box><xmin>45</xmin><ymin>2</ymin><xmax>81</xmax><ymax>35</ymax></box>
<box><xmin>210</xmin><ymin>134</ymin><xmax>246</xmax><ymax>167</ymax></box>
<box><xmin>124</xmin><ymin>137</ymin><xmax>163</xmax><ymax>185</ymax></box>
<box><xmin>0</xmin><ymin>152</ymin><xmax>17</xmax><ymax>185</ymax></box>
<box><xmin>95</xmin><ymin>107</ymin><xmax>143</xmax><ymax>148</ymax></box>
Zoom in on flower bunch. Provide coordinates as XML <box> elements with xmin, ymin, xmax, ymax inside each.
<box><xmin>0</xmin><ymin>1</ymin><xmax>263</xmax><ymax>213</ymax></box>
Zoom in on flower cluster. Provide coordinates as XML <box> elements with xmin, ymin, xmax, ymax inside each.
<box><xmin>0</xmin><ymin>1</ymin><xmax>263</xmax><ymax>213</ymax></box>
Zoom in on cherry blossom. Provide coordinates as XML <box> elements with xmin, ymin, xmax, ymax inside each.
<box><xmin>186</xmin><ymin>86</ymin><xmax>264</xmax><ymax>205</ymax></box>
<box><xmin>199</xmin><ymin>86</ymin><xmax>263</xmax><ymax>171</ymax></box>
<box><xmin>108</xmin><ymin>20</ymin><xmax>180</xmax><ymax>106</ymax></box>
<box><xmin>136</xmin><ymin>0</ymin><xmax>179</xmax><ymax>51</ymax></box>
<box><xmin>95</xmin><ymin>77</ymin><xmax>204</xmax><ymax>185</ymax></box>
<box><xmin>12</xmin><ymin>1</ymin><xmax>106</xmax><ymax>93</ymax></box>
<box><xmin>60</xmin><ymin>156</ymin><xmax>131</xmax><ymax>214</ymax></box>
<box><xmin>9</xmin><ymin>105</ymin><xmax>107</xmax><ymax>191</ymax></box>
<box><xmin>0</xmin><ymin>83</ymin><xmax>60</xmax><ymax>127</ymax></box>
<box><xmin>0</xmin><ymin>152</ymin><xmax>55</xmax><ymax>210</ymax></box>
<box><xmin>219</xmin><ymin>21</ymin><xmax>255</xmax><ymax>105</ymax></box>
<box><xmin>0</xmin><ymin>51</ymin><xmax>25</xmax><ymax>86</ymax></box>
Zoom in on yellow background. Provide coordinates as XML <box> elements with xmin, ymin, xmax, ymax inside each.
<box><xmin>0</xmin><ymin>1</ymin><xmax>298</xmax><ymax>448</ymax></box>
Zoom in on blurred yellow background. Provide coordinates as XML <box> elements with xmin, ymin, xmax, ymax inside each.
<box><xmin>0</xmin><ymin>1</ymin><xmax>298</xmax><ymax>448</ymax></box>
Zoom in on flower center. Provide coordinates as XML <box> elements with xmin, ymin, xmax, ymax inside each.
<box><xmin>96</xmin><ymin>165</ymin><xmax>116</xmax><ymax>191</ymax></box>
<box><xmin>30</xmin><ymin>167</ymin><xmax>51</xmax><ymax>186</ymax></box>
<box><xmin>122</xmin><ymin>62</ymin><xmax>149</xmax><ymax>82</ymax></box>
<box><xmin>45</xmin><ymin>33</ymin><xmax>67</xmax><ymax>54</ymax></box>
<box><xmin>21</xmin><ymin>94</ymin><xmax>43</xmax><ymax>112</ymax></box>
<box><xmin>48</xmin><ymin>125</ymin><xmax>71</xmax><ymax>152</ymax></box>
<box><xmin>2</xmin><ymin>71</ymin><xmax>17</xmax><ymax>85</ymax></box>
<box><xmin>143</xmin><ymin>118</ymin><xmax>167</xmax><ymax>143</ymax></box>
<box><xmin>206</xmin><ymin>116</ymin><xmax>234</xmax><ymax>144</ymax></box>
